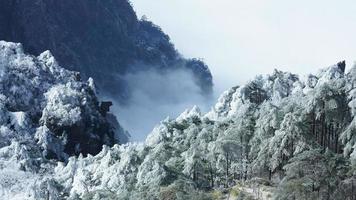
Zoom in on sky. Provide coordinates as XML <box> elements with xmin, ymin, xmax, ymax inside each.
<box><xmin>131</xmin><ymin>0</ymin><xmax>356</xmax><ymax>94</ymax></box>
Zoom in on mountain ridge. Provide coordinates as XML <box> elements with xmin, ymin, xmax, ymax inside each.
<box><xmin>0</xmin><ymin>0</ymin><xmax>213</xmax><ymax>104</ymax></box>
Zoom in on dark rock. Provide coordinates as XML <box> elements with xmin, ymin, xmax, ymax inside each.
<box><xmin>100</xmin><ymin>101</ymin><xmax>113</xmax><ymax>117</ymax></box>
<box><xmin>337</xmin><ymin>60</ymin><xmax>346</xmax><ymax>73</ymax></box>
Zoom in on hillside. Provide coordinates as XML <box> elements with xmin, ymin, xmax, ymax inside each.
<box><xmin>0</xmin><ymin>0</ymin><xmax>213</xmax><ymax>104</ymax></box>
<box><xmin>51</xmin><ymin>61</ymin><xmax>355</xmax><ymax>200</ymax></box>
<box><xmin>1</xmin><ymin>41</ymin><xmax>354</xmax><ymax>199</ymax></box>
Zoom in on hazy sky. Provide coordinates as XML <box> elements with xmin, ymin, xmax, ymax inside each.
<box><xmin>131</xmin><ymin>0</ymin><xmax>356</xmax><ymax>93</ymax></box>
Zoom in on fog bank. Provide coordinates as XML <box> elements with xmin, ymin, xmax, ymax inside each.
<box><xmin>112</xmin><ymin>69</ymin><xmax>214</xmax><ymax>141</ymax></box>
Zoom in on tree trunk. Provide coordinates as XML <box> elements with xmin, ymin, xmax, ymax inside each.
<box><xmin>226</xmin><ymin>154</ymin><xmax>229</xmax><ymax>178</ymax></box>
<box><xmin>352</xmin><ymin>179</ymin><xmax>354</xmax><ymax>200</ymax></box>
<box><xmin>209</xmin><ymin>163</ymin><xmax>214</xmax><ymax>188</ymax></box>
<box><xmin>269</xmin><ymin>169</ymin><xmax>272</xmax><ymax>181</ymax></box>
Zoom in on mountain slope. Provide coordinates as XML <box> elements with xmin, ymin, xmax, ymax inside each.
<box><xmin>56</xmin><ymin>62</ymin><xmax>355</xmax><ymax>199</ymax></box>
<box><xmin>0</xmin><ymin>0</ymin><xmax>213</xmax><ymax>103</ymax></box>
<box><xmin>2</xmin><ymin>57</ymin><xmax>355</xmax><ymax>199</ymax></box>
<box><xmin>0</xmin><ymin>43</ymin><xmax>355</xmax><ymax>199</ymax></box>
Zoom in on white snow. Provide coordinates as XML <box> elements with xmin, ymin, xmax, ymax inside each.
<box><xmin>0</xmin><ymin>40</ymin><xmax>355</xmax><ymax>199</ymax></box>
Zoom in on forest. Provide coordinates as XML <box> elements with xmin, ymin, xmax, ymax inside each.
<box><xmin>0</xmin><ymin>40</ymin><xmax>355</xmax><ymax>200</ymax></box>
<box><xmin>47</xmin><ymin>61</ymin><xmax>356</xmax><ymax>199</ymax></box>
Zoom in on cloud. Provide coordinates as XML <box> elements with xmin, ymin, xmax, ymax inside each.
<box><xmin>119</xmin><ymin>0</ymin><xmax>356</xmax><ymax>140</ymax></box>
<box><xmin>111</xmin><ymin>68</ymin><xmax>214</xmax><ymax>141</ymax></box>
<box><xmin>131</xmin><ymin>0</ymin><xmax>356</xmax><ymax>94</ymax></box>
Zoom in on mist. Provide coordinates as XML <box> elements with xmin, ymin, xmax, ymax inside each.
<box><xmin>132</xmin><ymin>0</ymin><xmax>356</xmax><ymax>94</ymax></box>
<box><xmin>111</xmin><ymin>68</ymin><xmax>215</xmax><ymax>141</ymax></box>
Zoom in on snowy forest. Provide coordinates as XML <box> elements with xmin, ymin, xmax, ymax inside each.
<box><xmin>0</xmin><ymin>0</ymin><xmax>356</xmax><ymax>200</ymax></box>
<box><xmin>0</xmin><ymin>41</ymin><xmax>355</xmax><ymax>199</ymax></box>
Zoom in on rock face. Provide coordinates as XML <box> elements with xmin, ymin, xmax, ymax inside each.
<box><xmin>0</xmin><ymin>0</ymin><xmax>213</xmax><ymax>103</ymax></box>
<box><xmin>0</xmin><ymin>41</ymin><xmax>128</xmax><ymax>161</ymax></box>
